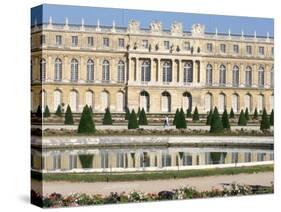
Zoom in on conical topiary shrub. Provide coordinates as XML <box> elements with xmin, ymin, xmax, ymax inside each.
<box><xmin>192</xmin><ymin>106</ymin><xmax>200</xmax><ymax>122</ymax></box>
<box><xmin>221</xmin><ymin>108</ymin><xmax>230</xmax><ymax>130</ymax></box>
<box><xmin>103</xmin><ymin>107</ymin><xmax>113</xmax><ymax>125</ymax></box>
<box><xmin>238</xmin><ymin>109</ymin><xmax>247</xmax><ymax>126</ymax></box>
<box><xmin>245</xmin><ymin>108</ymin><xmax>250</xmax><ymax>121</ymax></box>
<box><xmin>206</xmin><ymin>109</ymin><xmax>213</xmax><ymax>125</ymax></box>
<box><xmin>125</xmin><ymin>107</ymin><xmax>130</xmax><ymax>120</ymax></box>
<box><xmin>176</xmin><ymin>108</ymin><xmax>187</xmax><ymax>129</ymax></box>
<box><xmin>55</xmin><ymin>105</ymin><xmax>63</xmax><ymax>117</ymax></box>
<box><xmin>229</xmin><ymin>108</ymin><xmax>235</xmax><ymax>119</ymax></box>
<box><xmin>64</xmin><ymin>105</ymin><xmax>74</xmax><ymax>125</ymax></box>
<box><xmin>138</xmin><ymin>108</ymin><xmax>148</xmax><ymax>125</ymax></box>
<box><xmin>260</xmin><ymin>108</ymin><xmax>270</xmax><ymax>130</ymax></box>
<box><xmin>270</xmin><ymin>109</ymin><xmax>274</xmax><ymax>126</ymax></box>
<box><xmin>89</xmin><ymin>106</ymin><xmax>93</xmax><ymax>114</ymax></box>
<box><xmin>137</xmin><ymin>107</ymin><xmax>141</xmax><ymax>118</ymax></box>
<box><xmin>186</xmin><ymin>108</ymin><xmax>192</xmax><ymax>118</ymax></box>
<box><xmin>253</xmin><ymin>108</ymin><xmax>258</xmax><ymax>120</ymax></box>
<box><xmin>35</xmin><ymin>105</ymin><xmax>42</xmax><ymax>118</ymax></box>
<box><xmin>77</xmin><ymin>105</ymin><xmax>96</xmax><ymax>134</ymax></box>
<box><xmin>43</xmin><ymin>105</ymin><xmax>50</xmax><ymax>117</ymax></box>
<box><xmin>128</xmin><ymin>109</ymin><xmax>139</xmax><ymax>129</ymax></box>
<box><xmin>209</xmin><ymin>107</ymin><xmax>224</xmax><ymax>133</ymax></box>
<box><xmin>173</xmin><ymin>108</ymin><xmax>179</xmax><ymax>125</ymax></box>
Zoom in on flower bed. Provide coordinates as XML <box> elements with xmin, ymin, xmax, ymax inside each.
<box><xmin>31</xmin><ymin>183</ymin><xmax>273</xmax><ymax>208</ymax></box>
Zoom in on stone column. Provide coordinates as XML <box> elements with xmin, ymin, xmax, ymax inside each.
<box><xmin>63</xmin><ymin>55</ymin><xmax>69</xmax><ymax>82</ymax></box>
<box><xmin>135</xmin><ymin>57</ymin><xmax>139</xmax><ymax>82</ymax></box>
<box><xmin>253</xmin><ymin>64</ymin><xmax>258</xmax><ymax>87</ymax></box>
<box><xmin>178</xmin><ymin>60</ymin><xmax>183</xmax><ymax>84</ymax></box>
<box><xmin>110</xmin><ymin>58</ymin><xmax>115</xmax><ymax>82</ymax></box>
<box><xmin>193</xmin><ymin>60</ymin><xmax>197</xmax><ymax>85</ymax></box>
<box><xmin>200</xmin><ymin>61</ymin><xmax>205</xmax><ymax>85</ymax></box>
<box><xmin>240</xmin><ymin>64</ymin><xmax>245</xmax><ymax>87</ymax></box>
<box><xmin>213</xmin><ymin>62</ymin><xmax>218</xmax><ymax>86</ymax></box>
<box><xmin>151</xmin><ymin>58</ymin><xmax>156</xmax><ymax>82</ymax></box>
<box><xmin>172</xmin><ymin>59</ymin><xmax>177</xmax><ymax>84</ymax></box>
<box><xmin>79</xmin><ymin>56</ymin><xmax>85</xmax><ymax>82</ymax></box>
<box><xmin>158</xmin><ymin>58</ymin><xmax>161</xmax><ymax>84</ymax></box>
<box><xmin>226</xmin><ymin>62</ymin><xmax>232</xmax><ymax>87</ymax></box>
<box><xmin>265</xmin><ymin>64</ymin><xmax>269</xmax><ymax>88</ymax></box>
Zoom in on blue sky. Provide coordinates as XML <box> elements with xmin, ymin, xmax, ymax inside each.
<box><xmin>31</xmin><ymin>4</ymin><xmax>274</xmax><ymax>37</ymax></box>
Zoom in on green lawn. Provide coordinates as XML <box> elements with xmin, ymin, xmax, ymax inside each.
<box><xmin>32</xmin><ymin>164</ymin><xmax>273</xmax><ymax>182</ymax></box>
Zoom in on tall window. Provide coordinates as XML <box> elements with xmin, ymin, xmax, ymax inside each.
<box><xmin>141</xmin><ymin>60</ymin><xmax>151</xmax><ymax>82</ymax></box>
<box><xmin>103</xmin><ymin>38</ymin><xmax>109</xmax><ymax>47</ymax></box>
<box><xmin>55</xmin><ymin>35</ymin><xmax>62</xmax><ymax>46</ymax></box>
<box><xmin>233</xmin><ymin>44</ymin><xmax>239</xmax><ymax>54</ymax></box>
<box><xmin>87</xmin><ymin>36</ymin><xmax>94</xmax><ymax>47</ymax></box>
<box><xmin>219</xmin><ymin>65</ymin><xmax>226</xmax><ymax>86</ymax></box>
<box><xmin>245</xmin><ymin>66</ymin><xmax>252</xmax><ymax>87</ymax></box>
<box><xmin>102</xmin><ymin>60</ymin><xmax>110</xmax><ymax>82</ymax></box>
<box><xmin>184</xmin><ymin>41</ymin><xmax>191</xmax><ymax>51</ymax></box>
<box><xmin>271</xmin><ymin>66</ymin><xmax>274</xmax><ymax>88</ymax></box>
<box><xmin>163</xmin><ymin>61</ymin><xmax>172</xmax><ymax>82</ymax></box>
<box><xmin>117</xmin><ymin>60</ymin><xmax>125</xmax><ymax>83</ymax></box>
<box><xmin>40</xmin><ymin>35</ymin><xmax>45</xmax><ymax>45</ymax></box>
<box><xmin>140</xmin><ymin>91</ymin><xmax>150</xmax><ymax>112</ymax></box>
<box><xmin>206</xmin><ymin>64</ymin><xmax>213</xmax><ymax>85</ymax></box>
<box><xmin>118</xmin><ymin>38</ymin><xmax>125</xmax><ymax>48</ymax></box>
<box><xmin>220</xmin><ymin>44</ymin><xmax>226</xmax><ymax>53</ymax></box>
<box><xmin>204</xmin><ymin>93</ymin><xmax>213</xmax><ymax>112</ymax></box>
<box><xmin>142</xmin><ymin>40</ymin><xmax>149</xmax><ymax>49</ymax></box>
<box><xmin>259</xmin><ymin>46</ymin><xmax>264</xmax><ymax>56</ymax></box>
<box><xmin>40</xmin><ymin>59</ymin><xmax>46</xmax><ymax>82</ymax></box>
<box><xmin>70</xmin><ymin>59</ymin><xmax>78</xmax><ymax>82</ymax></box>
<box><xmin>54</xmin><ymin>58</ymin><xmax>62</xmax><ymax>82</ymax></box>
<box><xmin>258</xmin><ymin>66</ymin><xmax>265</xmax><ymax>87</ymax></box>
<box><xmin>87</xmin><ymin>59</ymin><xmax>94</xmax><ymax>82</ymax></box>
<box><xmin>232</xmin><ymin>94</ymin><xmax>239</xmax><ymax>113</ymax></box>
<box><xmin>219</xmin><ymin>93</ymin><xmax>226</xmax><ymax>112</ymax></box>
<box><xmin>164</xmin><ymin>41</ymin><xmax>170</xmax><ymax>50</ymax></box>
<box><xmin>71</xmin><ymin>36</ymin><xmax>78</xmax><ymax>47</ymax></box>
<box><xmin>161</xmin><ymin>91</ymin><xmax>171</xmax><ymax>112</ymax></box>
<box><xmin>183</xmin><ymin>62</ymin><xmax>193</xmax><ymax>83</ymax></box>
<box><xmin>207</xmin><ymin>43</ymin><xmax>213</xmax><ymax>52</ymax></box>
<box><xmin>232</xmin><ymin>65</ymin><xmax>239</xmax><ymax>87</ymax></box>
<box><xmin>246</xmin><ymin>45</ymin><xmax>252</xmax><ymax>55</ymax></box>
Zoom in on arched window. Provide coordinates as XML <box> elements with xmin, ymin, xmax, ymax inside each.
<box><xmin>206</xmin><ymin>64</ymin><xmax>213</xmax><ymax>85</ymax></box>
<box><xmin>232</xmin><ymin>94</ymin><xmax>239</xmax><ymax>113</ymax></box>
<box><xmin>117</xmin><ymin>60</ymin><xmax>125</xmax><ymax>83</ymax></box>
<box><xmin>141</xmin><ymin>60</ymin><xmax>151</xmax><ymax>82</ymax></box>
<box><xmin>270</xmin><ymin>65</ymin><xmax>274</xmax><ymax>88</ymax></box>
<box><xmin>101</xmin><ymin>90</ymin><xmax>109</xmax><ymax>111</ymax></box>
<box><xmin>257</xmin><ymin>94</ymin><xmax>264</xmax><ymax>113</ymax></box>
<box><xmin>53</xmin><ymin>90</ymin><xmax>62</xmax><ymax>111</ymax></box>
<box><xmin>70</xmin><ymin>59</ymin><xmax>78</xmax><ymax>82</ymax></box>
<box><xmin>218</xmin><ymin>93</ymin><xmax>226</xmax><ymax>112</ymax></box>
<box><xmin>183</xmin><ymin>62</ymin><xmax>193</xmax><ymax>83</ymax></box>
<box><xmin>183</xmin><ymin>92</ymin><xmax>192</xmax><ymax>112</ymax></box>
<box><xmin>232</xmin><ymin>65</ymin><xmax>239</xmax><ymax>87</ymax></box>
<box><xmin>54</xmin><ymin>58</ymin><xmax>62</xmax><ymax>82</ymax></box>
<box><xmin>219</xmin><ymin>65</ymin><xmax>226</xmax><ymax>86</ymax></box>
<box><xmin>40</xmin><ymin>59</ymin><xmax>46</xmax><ymax>82</ymax></box>
<box><xmin>140</xmin><ymin>91</ymin><xmax>150</xmax><ymax>112</ymax></box>
<box><xmin>244</xmin><ymin>94</ymin><xmax>252</xmax><ymax>112</ymax></box>
<box><xmin>85</xmin><ymin>90</ymin><xmax>94</xmax><ymax>109</ymax></box>
<box><xmin>258</xmin><ymin>66</ymin><xmax>265</xmax><ymax>88</ymax></box>
<box><xmin>163</xmin><ymin>61</ymin><xmax>172</xmax><ymax>82</ymax></box>
<box><xmin>204</xmin><ymin>93</ymin><xmax>212</xmax><ymax>112</ymax></box>
<box><xmin>161</xmin><ymin>91</ymin><xmax>171</xmax><ymax>112</ymax></box>
<box><xmin>69</xmin><ymin>90</ymin><xmax>78</xmax><ymax>112</ymax></box>
<box><xmin>116</xmin><ymin>91</ymin><xmax>125</xmax><ymax>112</ymax></box>
<box><xmin>87</xmin><ymin>59</ymin><xmax>94</xmax><ymax>82</ymax></box>
<box><xmin>245</xmin><ymin>66</ymin><xmax>252</xmax><ymax>87</ymax></box>
<box><xmin>40</xmin><ymin>90</ymin><xmax>47</xmax><ymax>112</ymax></box>
<box><xmin>102</xmin><ymin>60</ymin><xmax>110</xmax><ymax>82</ymax></box>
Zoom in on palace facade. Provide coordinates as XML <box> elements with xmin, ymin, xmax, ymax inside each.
<box><xmin>31</xmin><ymin>18</ymin><xmax>274</xmax><ymax>114</ymax></box>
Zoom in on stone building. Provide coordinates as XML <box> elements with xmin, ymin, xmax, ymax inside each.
<box><xmin>31</xmin><ymin>18</ymin><xmax>274</xmax><ymax>114</ymax></box>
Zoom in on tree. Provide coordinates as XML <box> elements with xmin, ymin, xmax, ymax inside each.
<box><xmin>103</xmin><ymin>107</ymin><xmax>113</xmax><ymax>125</ymax></box>
<box><xmin>35</xmin><ymin>105</ymin><xmax>42</xmax><ymax>118</ymax></box>
<box><xmin>125</xmin><ymin>107</ymin><xmax>130</xmax><ymax>120</ymax></box>
<box><xmin>229</xmin><ymin>108</ymin><xmax>235</xmax><ymax>119</ymax></box>
<box><xmin>186</xmin><ymin>108</ymin><xmax>192</xmax><ymax>118</ymax></box>
<box><xmin>89</xmin><ymin>106</ymin><xmax>93</xmax><ymax>114</ymax></box>
<box><xmin>206</xmin><ymin>109</ymin><xmax>213</xmax><ymax>125</ymax></box>
<box><xmin>221</xmin><ymin>108</ymin><xmax>230</xmax><ymax>130</ymax></box>
<box><xmin>77</xmin><ymin>105</ymin><xmax>96</xmax><ymax>134</ymax></box>
<box><xmin>192</xmin><ymin>106</ymin><xmax>200</xmax><ymax>122</ymax></box>
<box><xmin>176</xmin><ymin>108</ymin><xmax>187</xmax><ymax>129</ymax></box>
<box><xmin>55</xmin><ymin>105</ymin><xmax>63</xmax><ymax>117</ymax></box>
<box><xmin>270</xmin><ymin>109</ymin><xmax>274</xmax><ymax>126</ymax></box>
<box><xmin>43</xmin><ymin>105</ymin><xmax>50</xmax><ymax>117</ymax></box>
<box><xmin>238</xmin><ymin>109</ymin><xmax>247</xmax><ymax>126</ymax></box>
<box><xmin>253</xmin><ymin>108</ymin><xmax>258</xmax><ymax>120</ymax></box>
<box><xmin>128</xmin><ymin>109</ymin><xmax>139</xmax><ymax>129</ymax></box>
<box><xmin>260</xmin><ymin>108</ymin><xmax>270</xmax><ymax>130</ymax></box>
<box><xmin>138</xmin><ymin>108</ymin><xmax>148</xmax><ymax>125</ymax></box>
<box><xmin>173</xmin><ymin>108</ymin><xmax>179</xmax><ymax>125</ymax></box>
<box><xmin>245</xmin><ymin>108</ymin><xmax>250</xmax><ymax>121</ymax></box>
<box><xmin>137</xmin><ymin>107</ymin><xmax>141</xmax><ymax>117</ymax></box>
<box><xmin>64</xmin><ymin>105</ymin><xmax>74</xmax><ymax>125</ymax></box>
<box><xmin>209</xmin><ymin>107</ymin><xmax>224</xmax><ymax>133</ymax></box>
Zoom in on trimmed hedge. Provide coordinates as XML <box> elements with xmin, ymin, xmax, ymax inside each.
<box><xmin>35</xmin><ymin>105</ymin><xmax>42</xmax><ymax>118</ymax></box>
<box><xmin>229</xmin><ymin>108</ymin><xmax>235</xmax><ymax>119</ymax></box>
<box><xmin>43</xmin><ymin>105</ymin><xmax>50</xmax><ymax>117</ymax></box>
<box><xmin>270</xmin><ymin>109</ymin><xmax>274</xmax><ymax>126</ymax></box>
<box><xmin>138</xmin><ymin>108</ymin><xmax>148</xmax><ymax>125</ymax></box>
<box><xmin>78</xmin><ymin>154</ymin><xmax>93</xmax><ymax>168</ymax></box>
<box><xmin>206</xmin><ymin>109</ymin><xmax>213</xmax><ymax>125</ymax></box>
<box><xmin>221</xmin><ymin>108</ymin><xmax>230</xmax><ymax>130</ymax></box>
<box><xmin>260</xmin><ymin>108</ymin><xmax>270</xmax><ymax>130</ymax></box>
<box><xmin>209</xmin><ymin>107</ymin><xmax>223</xmax><ymax>133</ymax></box>
<box><xmin>238</xmin><ymin>109</ymin><xmax>247</xmax><ymax>126</ymax></box>
<box><xmin>128</xmin><ymin>109</ymin><xmax>139</xmax><ymax>129</ymax></box>
<box><xmin>192</xmin><ymin>106</ymin><xmax>200</xmax><ymax>122</ymax></box>
<box><xmin>176</xmin><ymin>108</ymin><xmax>187</xmax><ymax>129</ymax></box>
<box><xmin>77</xmin><ymin>105</ymin><xmax>96</xmax><ymax>134</ymax></box>
<box><xmin>55</xmin><ymin>105</ymin><xmax>63</xmax><ymax>117</ymax></box>
<box><xmin>103</xmin><ymin>108</ymin><xmax>113</xmax><ymax>125</ymax></box>
<box><xmin>173</xmin><ymin>108</ymin><xmax>179</xmax><ymax>126</ymax></box>
<box><xmin>64</xmin><ymin>105</ymin><xmax>74</xmax><ymax>125</ymax></box>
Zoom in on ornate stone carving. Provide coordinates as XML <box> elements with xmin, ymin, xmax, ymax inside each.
<box><xmin>150</xmin><ymin>20</ymin><xmax>162</xmax><ymax>33</ymax></box>
<box><xmin>191</xmin><ymin>24</ymin><xmax>205</xmax><ymax>37</ymax></box>
<box><xmin>171</xmin><ymin>22</ymin><xmax>183</xmax><ymax>35</ymax></box>
<box><xmin>127</xmin><ymin>20</ymin><xmax>140</xmax><ymax>33</ymax></box>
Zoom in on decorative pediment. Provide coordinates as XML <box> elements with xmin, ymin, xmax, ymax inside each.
<box><xmin>127</xmin><ymin>20</ymin><xmax>140</xmax><ymax>33</ymax></box>
<box><xmin>191</xmin><ymin>24</ymin><xmax>205</xmax><ymax>37</ymax></box>
<box><xmin>150</xmin><ymin>20</ymin><xmax>162</xmax><ymax>33</ymax></box>
<box><xmin>171</xmin><ymin>22</ymin><xmax>183</xmax><ymax>35</ymax></box>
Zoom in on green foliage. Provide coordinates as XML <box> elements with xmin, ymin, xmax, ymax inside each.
<box><xmin>253</xmin><ymin>108</ymin><xmax>258</xmax><ymax>120</ymax></box>
<box><xmin>55</xmin><ymin>105</ymin><xmax>63</xmax><ymax>117</ymax></box>
<box><xmin>238</xmin><ymin>110</ymin><xmax>247</xmax><ymax>126</ymax></box>
<box><xmin>77</xmin><ymin>105</ymin><xmax>96</xmax><ymax>134</ymax></box>
<box><xmin>103</xmin><ymin>108</ymin><xmax>113</xmax><ymax>125</ymax></box>
<box><xmin>186</xmin><ymin>108</ymin><xmax>192</xmax><ymax>118</ymax></box>
<box><xmin>209</xmin><ymin>107</ymin><xmax>224</xmax><ymax>133</ymax></box>
<box><xmin>245</xmin><ymin>108</ymin><xmax>250</xmax><ymax>121</ymax></box>
<box><xmin>125</xmin><ymin>107</ymin><xmax>130</xmax><ymax>120</ymax></box>
<box><xmin>221</xmin><ymin>108</ymin><xmax>230</xmax><ymax>130</ymax></box>
<box><xmin>78</xmin><ymin>154</ymin><xmax>93</xmax><ymax>168</ymax></box>
<box><xmin>43</xmin><ymin>105</ymin><xmax>50</xmax><ymax>117</ymax></box>
<box><xmin>173</xmin><ymin>108</ymin><xmax>179</xmax><ymax>125</ymax></box>
<box><xmin>192</xmin><ymin>106</ymin><xmax>200</xmax><ymax>121</ymax></box>
<box><xmin>229</xmin><ymin>108</ymin><xmax>235</xmax><ymax>119</ymax></box>
<box><xmin>137</xmin><ymin>107</ymin><xmax>141</xmax><ymax>117</ymax></box>
<box><xmin>128</xmin><ymin>109</ymin><xmax>139</xmax><ymax>129</ymax></box>
<box><xmin>210</xmin><ymin>152</ymin><xmax>227</xmax><ymax>164</ymax></box>
<box><xmin>270</xmin><ymin>109</ymin><xmax>274</xmax><ymax>126</ymax></box>
<box><xmin>176</xmin><ymin>108</ymin><xmax>187</xmax><ymax>129</ymax></box>
<box><xmin>64</xmin><ymin>105</ymin><xmax>74</xmax><ymax>125</ymax></box>
<box><xmin>260</xmin><ymin>108</ymin><xmax>270</xmax><ymax>130</ymax></box>
<box><xmin>138</xmin><ymin>108</ymin><xmax>148</xmax><ymax>125</ymax></box>
<box><xmin>206</xmin><ymin>109</ymin><xmax>213</xmax><ymax>125</ymax></box>
<box><xmin>89</xmin><ymin>106</ymin><xmax>93</xmax><ymax>114</ymax></box>
<box><xmin>35</xmin><ymin>105</ymin><xmax>42</xmax><ymax>117</ymax></box>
